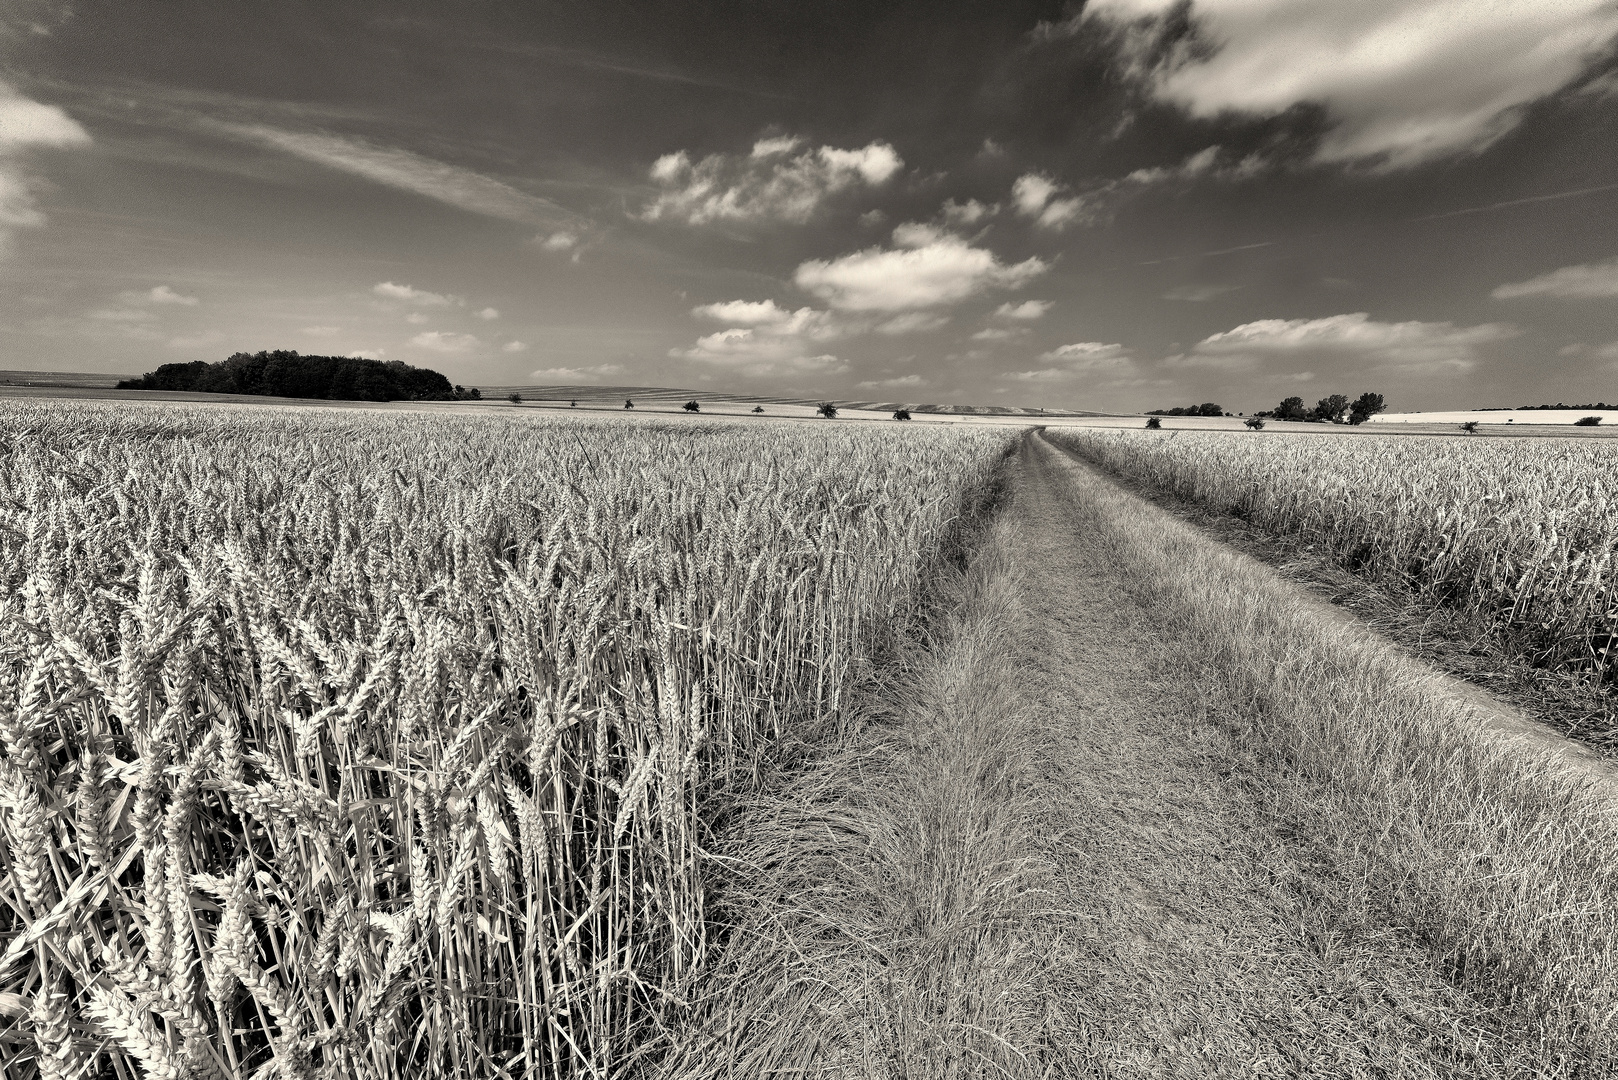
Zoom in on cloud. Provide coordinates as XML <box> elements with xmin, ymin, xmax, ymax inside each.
<box><xmin>856</xmin><ymin>374</ymin><xmax>925</xmax><ymax>389</ymax></box>
<box><xmin>301</xmin><ymin>325</ymin><xmax>341</xmax><ymax>337</ymax></box>
<box><xmin>476</xmin><ymin>307</ymin><xmax>500</xmax><ymax>320</ymax></box>
<box><xmin>1004</xmin><ymin>342</ymin><xmax>1136</xmax><ymax>382</ymax></box>
<box><xmin>116</xmin><ymin>285</ymin><xmax>199</xmax><ymax>305</ymax></box>
<box><xmin>641</xmin><ymin>138</ymin><xmax>902</xmax><ymax>225</ymax></box>
<box><xmin>1182</xmin><ymin>312</ymin><xmax>1519</xmax><ymax>373</ymax></box>
<box><xmin>503</xmin><ymin>340</ymin><xmax>527</xmax><ymax>352</ymax></box>
<box><xmin>972</xmin><ymin>327</ymin><xmax>1025</xmax><ymax>341</ymax></box>
<box><xmin>1083</xmin><ymin>0</ymin><xmax>1618</xmax><ymax>169</ymax></box>
<box><xmin>0</xmin><ymin>82</ymin><xmax>91</xmax><ymax>244</ymax></box>
<box><xmin>405</xmin><ymin>312</ymin><xmax>429</xmax><ymax>325</ymax></box>
<box><xmin>217</xmin><ymin>122</ymin><xmax>579</xmax><ymax>225</ymax></box>
<box><xmin>994</xmin><ymin>300</ymin><xmax>1052</xmax><ymax>320</ymax></box>
<box><xmin>374</xmin><ymin>281</ymin><xmax>459</xmax><ymax>306</ymax></box>
<box><xmin>1011</xmin><ymin>174</ymin><xmax>1087</xmax><ymax>230</ymax></box>
<box><xmin>1162</xmin><ymin>283</ymin><xmax>1239</xmax><ymax>302</ymax></box>
<box><xmin>794</xmin><ymin>234</ymin><xmax>1046</xmax><ymax>312</ymax></box>
<box><xmin>1492</xmin><ymin>256</ymin><xmax>1618</xmax><ymax>299</ymax></box>
<box><xmin>410</xmin><ymin>331</ymin><xmax>481</xmax><ymax>353</ymax></box>
<box><xmin>876</xmin><ymin>312</ymin><xmax>950</xmax><ymax>335</ymax></box>
<box><xmin>941</xmin><ymin>198</ymin><xmax>996</xmax><ymax>227</ymax></box>
<box><xmin>538</xmin><ymin>231</ymin><xmax>578</xmax><ymax>252</ymax></box>
<box><xmin>530</xmin><ymin>363</ymin><xmax>624</xmax><ymax>382</ymax></box>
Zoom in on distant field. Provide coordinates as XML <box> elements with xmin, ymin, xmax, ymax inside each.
<box><xmin>0</xmin><ymin>369</ymin><xmax>129</xmax><ymax>389</ymax></box>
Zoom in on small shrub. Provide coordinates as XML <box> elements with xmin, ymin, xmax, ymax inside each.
<box><xmin>1575</xmin><ymin>415</ymin><xmax>1603</xmax><ymax>426</ymax></box>
<box><xmin>893</xmin><ymin>408</ymin><xmax>912</xmax><ymax>421</ymax></box>
<box><xmin>1145</xmin><ymin>416</ymin><xmax>1162</xmax><ymax>429</ymax></box>
<box><xmin>570</xmin><ymin>400</ymin><xmax>577</xmax><ymax>407</ymax></box>
<box><xmin>1461</xmin><ymin>421</ymin><xmax>1480</xmax><ymax>433</ymax></box>
<box><xmin>683</xmin><ymin>400</ymin><xmax>700</xmax><ymax>412</ymax></box>
<box><xmin>624</xmin><ymin>399</ymin><xmax>634</xmax><ymax>409</ymax></box>
<box><xmin>508</xmin><ymin>393</ymin><xmax>523</xmax><ymax>405</ymax></box>
<box><xmin>752</xmin><ymin>405</ymin><xmax>764</xmax><ymax>414</ymax></box>
<box><xmin>817</xmin><ymin>402</ymin><xmax>838</xmax><ymax>418</ymax></box>
<box><xmin>1244</xmin><ymin>417</ymin><xmax>1265</xmax><ymax>430</ymax></box>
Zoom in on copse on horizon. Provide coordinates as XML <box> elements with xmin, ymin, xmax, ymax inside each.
<box><xmin>117</xmin><ymin>350</ymin><xmax>480</xmax><ymax>403</ymax></box>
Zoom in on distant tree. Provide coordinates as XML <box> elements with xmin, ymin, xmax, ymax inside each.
<box><xmin>1313</xmin><ymin>393</ymin><xmax>1351</xmax><ymax>423</ymax></box>
<box><xmin>507</xmin><ymin>393</ymin><xmax>523</xmax><ymax>405</ymax></box>
<box><xmin>116</xmin><ymin>351</ymin><xmax>456</xmax><ymax>402</ymax></box>
<box><xmin>1461</xmin><ymin>421</ymin><xmax>1480</xmax><ymax>433</ymax></box>
<box><xmin>1275</xmin><ymin>396</ymin><xmax>1309</xmax><ymax>421</ymax></box>
<box><xmin>1198</xmin><ymin>402</ymin><xmax>1223</xmax><ymax>417</ymax></box>
<box><xmin>1244</xmin><ymin>417</ymin><xmax>1266</xmax><ymax>430</ymax></box>
<box><xmin>893</xmin><ymin>408</ymin><xmax>912</xmax><ymax>420</ymax></box>
<box><xmin>1575</xmin><ymin>415</ymin><xmax>1604</xmax><ymax>426</ymax></box>
<box><xmin>683</xmin><ymin>400</ymin><xmax>700</xmax><ymax>412</ymax></box>
<box><xmin>1145</xmin><ymin>416</ymin><xmax>1162</xmax><ymax>429</ymax></box>
<box><xmin>816</xmin><ymin>402</ymin><xmax>838</xmax><ymax>418</ymax></box>
<box><xmin>752</xmin><ymin>405</ymin><xmax>764</xmax><ymax>413</ymax></box>
<box><xmin>624</xmin><ymin>399</ymin><xmax>634</xmax><ymax>408</ymax></box>
<box><xmin>570</xmin><ymin>400</ymin><xmax>577</xmax><ymax>407</ymax></box>
<box><xmin>1349</xmin><ymin>392</ymin><xmax>1385</xmax><ymax>425</ymax></box>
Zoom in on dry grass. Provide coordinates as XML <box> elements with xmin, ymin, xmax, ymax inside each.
<box><xmin>1039</xmin><ymin>436</ymin><xmax>1618</xmax><ymax>1073</ymax></box>
<box><xmin>0</xmin><ymin>399</ymin><xmax>1013</xmax><ymax>1078</ymax></box>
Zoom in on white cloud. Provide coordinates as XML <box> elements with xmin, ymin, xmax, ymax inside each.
<box><xmin>217</xmin><ymin>122</ymin><xmax>578</xmax><ymax>225</ymax></box>
<box><xmin>503</xmin><ymin>340</ymin><xmax>527</xmax><ymax>352</ymax></box>
<box><xmin>132</xmin><ymin>285</ymin><xmax>200</xmax><ymax>305</ymax></box>
<box><xmin>876</xmin><ymin>312</ymin><xmax>949</xmax><ymax>335</ymax></box>
<box><xmin>972</xmin><ymin>327</ymin><xmax>1025</xmax><ymax>341</ymax></box>
<box><xmin>539</xmin><ymin>231</ymin><xmax>577</xmax><ymax>252</ymax></box>
<box><xmin>1493</xmin><ymin>256</ymin><xmax>1618</xmax><ymax>299</ymax></box>
<box><xmin>994</xmin><ymin>299</ymin><xmax>1052</xmax><ymax>320</ymax></box>
<box><xmin>1083</xmin><ymin>0</ymin><xmax>1618</xmax><ymax>169</ymax></box>
<box><xmin>410</xmin><ymin>330</ymin><xmax>481</xmax><ymax>353</ymax></box>
<box><xmin>891</xmin><ymin>221</ymin><xmax>947</xmax><ymax>248</ymax></box>
<box><xmin>942</xmin><ymin>198</ymin><xmax>995</xmax><ymax>227</ymax></box>
<box><xmin>477</xmin><ymin>307</ymin><xmax>500</xmax><ymax>320</ymax></box>
<box><xmin>1005</xmin><ymin>342</ymin><xmax>1136</xmax><ymax>382</ymax></box>
<box><xmin>641</xmin><ymin>138</ymin><xmax>903</xmax><ymax>225</ymax></box>
<box><xmin>405</xmin><ymin>312</ymin><xmax>429</xmax><ymax>324</ymax></box>
<box><xmin>0</xmin><ymin>82</ymin><xmax>91</xmax><ymax>243</ymax></box>
<box><xmin>374</xmin><ymin>281</ymin><xmax>460</xmax><ymax>306</ymax></box>
<box><xmin>1011</xmin><ymin>173</ymin><xmax>1087</xmax><ymax>230</ymax></box>
<box><xmin>794</xmin><ymin>235</ymin><xmax>1046</xmax><ymax>312</ymax></box>
<box><xmin>1183</xmin><ymin>312</ymin><xmax>1519</xmax><ymax>373</ymax></box>
<box><xmin>1162</xmin><ymin>284</ymin><xmax>1239</xmax><ymax>302</ymax></box>
<box><xmin>677</xmin><ymin>298</ymin><xmax>853</xmax><ymax>377</ymax></box>
<box><xmin>531</xmin><ymin>364</ymin><xmax>624</xmax><ymax>383</ymax></box>
<box><xmin>301</xmin><ymin>325</ymin><xmax>341</xmax><ymax>336</ymax></box>
<box><xmin>856</xmin><ymin>374</ymin><xmax>925</xmax><ymax>389</ymax></box>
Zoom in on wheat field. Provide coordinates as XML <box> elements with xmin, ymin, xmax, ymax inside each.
<box><xmin>0</xmin><ymin>400</ymin><xmax>1012</xmax><ymax>1079</ymax></box>
<box><xmin>1047</xmin><ymin>428</ymin><xmax>1618</xmax><ymax>693</ymax></box>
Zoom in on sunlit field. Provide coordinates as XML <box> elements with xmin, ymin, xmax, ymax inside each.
<box><xmin>0</xmin><ymin>399</ymin><xmax>1011</xmax><ymax>1078</ymax></box>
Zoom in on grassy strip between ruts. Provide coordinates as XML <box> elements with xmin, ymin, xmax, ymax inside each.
<box><xmin>1036</xmin><ymin>434</ymin><xmax>1618</xmax><ymax>1071</ymax></box>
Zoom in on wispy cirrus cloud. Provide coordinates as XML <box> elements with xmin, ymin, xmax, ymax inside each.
<box><xmin>215</xmin><ymin>121</ymin><xmax>581</xmax><ymax>227</ymax></box>
<box><xmin>1493</xmin><ymin>256</ymin><xmax>1618</xmax><ymax>299</ymax></box>
<box><xmin>641</xmin><ymin>136</ymin><xmax>902</xmax><ymax>225</ymax></box>
<box><xmin>0</xmin><ymin>81</ymin><xmax>92</xmax><ymax>249</ymax></box>
<box><xmin>1004</xmin><ymin>342</ymin><xmax>1137</xmax><ymax>382</ymax></box>
<box><xmin>1173</xmin><ymin>312</ymin><xmax>1519</xmax><ymax>373</ymax></box>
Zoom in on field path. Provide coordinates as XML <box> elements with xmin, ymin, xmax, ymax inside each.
<box><xmin>1008</xmin><ymin>434</ymin><xmax>1537</xmax><ymax>1077</ymax></box>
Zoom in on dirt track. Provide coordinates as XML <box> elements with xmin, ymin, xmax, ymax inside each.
<box><xmin>1011</xmin><ymin>434</ymin><xmax>1547</xmax><ymax>1078</ymax></box>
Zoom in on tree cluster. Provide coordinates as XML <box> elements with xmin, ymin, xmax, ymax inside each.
<box><xmin>1259</xmin><ymin>392</ymin><xmax>1384</xmax><ymax>425</ymax></box>
<box><xmin>1146</xmin><ymin>402</ymin><xmax>1225</xmax><ymax>417</ymax></box>
<box><xmin>116</xmin><ymin>351</ymin><xmax>469</xmax><ymax>402</ymax></box>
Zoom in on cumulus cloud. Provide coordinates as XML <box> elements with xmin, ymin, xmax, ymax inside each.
<box><xmin>942</xmin><ymin>198</ymin><xmax>995</xmax><ymax>227</ymax></box>
<box><xmin>1004</xmin><ymin>342</ymin><xmax>1137</xmax><ymax>382</ymax></box>
<box><xmin>972</xmin><ymin>327</ymin><xmax>1025</xmax><ymax>341</ymax></box>
<box><xmin>994</xmin><ymin>300</ymin><xmax>1053</xmax><ymax>320</ymax></box>
<box><xmin>1493</xmin><ymin>256</ymin><xmax>1618</xmax><ymax>299</ymax></box>
<box><xmin>538</xmin><ymin>231</ymin><xmax>578</xmax><ymax>252</ymax></box>
<box><xmin>641</xmin><ymin>138</ymin><xmax>902</xmax><ymax>225</ymax></box>
<box><xmin>675</xmin><ymin>299</ymin><xmax>850</xmax><ymax>377</ymax></box>
<box><xmin>217</xmin><ymin>122</ymin><xmax>579</xmax><ymax>226</ymax></box>
<box><xmin>794</xmin><ymin>234</ymin><xmax>1046</xmax><ymax>312</ymax></box>
<box><xmin>1011</xmin><ymin>174</ymin><xmax>1087</xmax><ymax>230</ymax></box>
<box><xmin>477</xmin><ymin>307</ymin><xmax>500</xmax><ymax>320</ymax></box>
<box><xmin>531</xmin><ymin>363</ymin><xmax>624</xmax><ymax>382</ymax></box>
<box><xmin>503</xmin><ymin>340</ymin><xmax>528</xmax><ymax>352</ymax></box>
<box><xmin>1181</xmin><ymin>312</ymin><xmax>1519</xmax><ymax>373</ymax></box>
<box><xmin>374</xmin><ymin>281</ymin><xmax>460</xmax><ymax>306</ymax></box>
<box><xmin>0</xmin><ymin>82</ymin><xmax>91</xmax><ymax>246</ymax></box>
<box><xmin>1082</xmin><ymin>0</ymin><xmax>1618</xmax><ymax>169</ymax></box>
<box><xmin>410</xmin><ymin>330</ymin><xmax>481</xmax><ymax>353</ymax></box>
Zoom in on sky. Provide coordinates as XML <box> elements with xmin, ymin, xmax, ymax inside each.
<box><xmin>4</xmin><ymin>0</ymin><xmax>1618</xmax><ymax>412</ymax></box>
